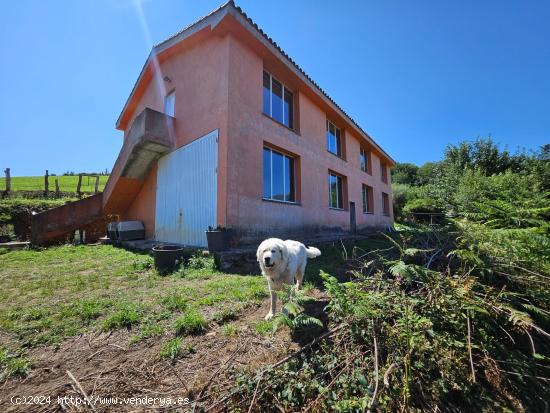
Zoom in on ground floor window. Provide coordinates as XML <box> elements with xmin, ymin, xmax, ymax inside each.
<box><xmin>362</xmin><ymin>184</ymin><xmax>374</xmax><ymax>213</ymax></box>
<box><xmin>382</xmin><ymin>192</ymin><xmax>390</xmax><ymax>216</ymax></box>
<box><xmin>328</xmin><ymin>172</ymin><xmax>344</xmax><ymax>209</ymax></box>
<box><xmin>263</xmin><ymin>147</ymin><xmax>295</xmax><ymax>202</ymax></box>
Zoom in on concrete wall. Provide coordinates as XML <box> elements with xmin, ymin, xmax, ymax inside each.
<box><xmin>225</xmin><ymin>35</ymin><xmax>393</xmax><ymax>241</ymax></box>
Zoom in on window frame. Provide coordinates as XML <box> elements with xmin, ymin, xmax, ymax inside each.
<box><xmin>380</xmin><ymin>162</ymin><xmax>388</xmax><ymax>184</ymax></box>
<box><xmin>263</xmin><ymin>146</ymin><xmax>297</xmax><ymax>204</ymax></box>
<box><xmin>263</xmin><ymin>71</ymin><xmax>294</xmax><ymax>129</ymax></box>
<box><xmin>164</xmin><ymin>90</ymin><xmax>175</xmax><ymax>117</ymax></box>
<box><xmin>382</xmin><ymin>192</ymin><xmax>390</xmax><ymax>216</ymax></box>
<box><xmin>360</xmin><ymin>147</ymin><xmax>372</xmax><ymax>174</ymax></box>
<box><xmin>326</xmin><ymin>120</ymin><xmax>343</xmax><ymax>158</ymax></box>
<box><xmin>328</xmin><ymin>171</ymin><xmax>345</xmax><ymax>210</ymax></box>
<box><xmin>362</xmin><ymin>184</ymin><xmax>374</xmax><ymax>214</ymax></box>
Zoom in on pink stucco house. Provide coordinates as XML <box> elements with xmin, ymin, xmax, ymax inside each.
<box><xmin>40</xmin><ymin>1</ymin><xmax>394</xmax><ymax>247</ymax></box>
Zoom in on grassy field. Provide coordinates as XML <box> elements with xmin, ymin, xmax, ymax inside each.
<box><xmin>0</xmin><ymin>237</ymin><xmax>387</xmax><ymax>379</ymax></box>
<box><xmin>0</xmin><ymin>175</ymin><xmax>109</xmax><ymax>192</ymax></box>
<box><xmin>0</xmin><ymin>246</ymin><xmax>267</xmax><ymax>362</ymax></box>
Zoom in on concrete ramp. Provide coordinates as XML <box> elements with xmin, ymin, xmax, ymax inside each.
<box><xmin>103</xmin><ymin>108</ymin><xmax>175</xmax><ymax>214</ymax></box>
<box><xmin>30</xmin><ymin>108</ymin><xmax>174</xmax><ymax>245</ymax></box>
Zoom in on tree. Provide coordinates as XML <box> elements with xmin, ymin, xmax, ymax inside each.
<box><xmin>391</xmin><ymin>163</ymin><xmax>419</xmax><ymax>185</ymax></box>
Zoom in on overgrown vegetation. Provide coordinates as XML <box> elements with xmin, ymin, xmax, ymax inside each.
<box><xmin>224</xmin><ymin>139</ymin><xmax>549</xmax><ymax>412</ymax></box>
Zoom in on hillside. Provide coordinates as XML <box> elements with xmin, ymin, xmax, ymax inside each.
<box><xmin>0</xmin><ymin>175</ymin><xmax>109</xmax><ymax>193</ymax></box>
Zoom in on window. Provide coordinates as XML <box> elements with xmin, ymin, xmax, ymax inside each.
<box><xmin>328</xmin><ymin>172</ymin><xmax>344</xmax><ymax>209</ymax></box>
<box><xmin>360</xmin><ymin>147</ymin><xmax>371</xmax><ymax>173</ymax></box>
<box><xmin>164</xmin><ymin>90</ymin><xmax>175</xmax><ymax>117</ymax></box>
<box><xmin>326</xmin><ymin>120</ymin><xmax>342</xmax><ymax>157</ymax></box>
<box><xmin>362</xmin><ymin>185</ymin><xmax>374</xmax><ymax>214</ymax></box>
<box><xmin>380</xmin><ymin>162</ymin><xmax>388</xmax><ymax>184</ymax></box>
<box><xmin>263</xmin><ymin>71</ymin><xmax>294</xmax><ymax>128</ymax></box>
<box><xmin>263</xmin><ymin>147</ymin><xmax>295</xmax><ymax>202</ymax></box>
<box><xmin>382</xmin><ymin>192</ymin><xmax>390</xmax><ymax>216</ymax></box>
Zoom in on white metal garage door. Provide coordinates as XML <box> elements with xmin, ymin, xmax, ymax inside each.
<box><xmin>155</xmin><ymin>129</ymin><xmax>218</xmax><ymax>247</ymax></box>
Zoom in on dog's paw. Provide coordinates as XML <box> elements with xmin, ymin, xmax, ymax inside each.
<box><xmin>264</xmin><ymin>312</ymin><xmax>274</xmax><ymax>321</ymax></box>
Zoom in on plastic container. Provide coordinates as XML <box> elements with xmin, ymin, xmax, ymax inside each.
<box><xmin>152</xmin><ymin>245</ymin><xmax>185</xmax><ymax>274</ymax></box>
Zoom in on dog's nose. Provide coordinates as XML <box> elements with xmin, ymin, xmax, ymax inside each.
<box><xmin>264</xmin><ymin>257</ymin><xmax>271</xmax><ymax>264</ymax></box>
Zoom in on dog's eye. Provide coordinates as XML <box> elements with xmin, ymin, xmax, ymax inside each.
<box><xmin>271</xmin><ymin>249</ymin><xmax>275</xmax><ymax>253</ymax></box>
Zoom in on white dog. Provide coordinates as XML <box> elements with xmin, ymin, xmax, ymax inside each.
<box><xmin>256</xmin><ymin>238</ymin><xmax>321</xmax><ymax>320</ymax></box>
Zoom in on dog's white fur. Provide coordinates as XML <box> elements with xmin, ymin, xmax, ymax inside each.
<box><xmin>257</xmin><ymin>238</ymin><xmax>321</xmax><ymax>320</ymax></box>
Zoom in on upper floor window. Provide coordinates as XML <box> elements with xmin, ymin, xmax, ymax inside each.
<box><xmin>328</xmin><ymin>172</ymin><xmax>344</xmax><ymax>209</ymax></box>
<box><xmin>263</xmin><ymin>71</ymin><xmax>294</xmax><ymax>129</ymax></box>
<box><xmin>164</xmin><ymin>90</ymin><xmax>175</xmax><ymax>117</ymax></box>
<box><xmin>263</xmin><ymin>146</ymin><xmax>296</xmax><ymax>202</ymax></box>
<box><xmin>380</xmin><ymin>162</ymin><xmax>388</xmax><ymax>183</ymax></box>
<box><xmin>382</xmin><ymin>192</ymin><xmax>390</xmax><ymax>216</ymax></box>
<box><xmin>326</xmin><ymin>120</ymin><xmax>342</xmax><ymax>157</ymax></box>
<box><xmin>360</xmin><ymin>147</ymin><xmax>371</xmax><ymax>174</ymax></box>
<box><xmin>362</xmin><ymin>184</ymin><xmax>374</xmax><ymax>214</ymax></box>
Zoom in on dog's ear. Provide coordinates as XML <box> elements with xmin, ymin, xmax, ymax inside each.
<box><xmin>256</xmin><ymin>243</ymin><xmax>264</xmax><ymax>263</ymax></box>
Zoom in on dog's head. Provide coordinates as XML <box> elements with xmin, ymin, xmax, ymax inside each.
<box><xmin>257</xmin><ymin>238</ymin><xmax>288</xmax><ymax>270</ymax></box>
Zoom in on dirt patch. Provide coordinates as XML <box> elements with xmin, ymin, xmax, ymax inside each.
<box><xmin>0</xmin><ymin>298</ymin><xmax>303</xmax><ymax>412</ymax></box>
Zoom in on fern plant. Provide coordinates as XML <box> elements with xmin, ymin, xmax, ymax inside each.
<box><xmin>272</xmin><ymin>287</ymin><xmax>323</xmax><ymax>331</ymax></box>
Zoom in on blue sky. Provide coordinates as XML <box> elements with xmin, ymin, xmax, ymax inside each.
<box><xmin>1</xmin><ymin>0</ymin><xmax>548</xmax><ymax>176</ymax></box>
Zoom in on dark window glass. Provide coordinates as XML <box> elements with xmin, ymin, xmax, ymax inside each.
<box><xmin>284</xmin><ymin>88</ymin><xmax>293</xmax><ymax>128</ymax></box>
<box><xmin>263</xmin><ymin>71</ymin><xmax>294</xmax><ymax>129</ymax></box>
<box><xmin>362</xmin><ymin>185</ymin><xmax>373</xmax><ymax>213</ymax></box>
<box><xmin>382</xmin><ymin>192</ymin><xmax>390</xmax><ymax>215</ymax></box>
<box><xmin>327</xmin><ymin>121</ymin><xmax>341</xmax><ymax>156</ymax></box>
<box><xmin>381</xmin><ymin>163</ymin><xmax>388</xmax><ymax>183</ymax></box>
<box><xmin>271</xmin><ymin>78</ymin><xmax>284</xmax><ymax>124</ymax></box>
<box><xmin>337</xmin><ymin>176</ymin><xmax>343</xmax><ymax>208</ymax></box>
<box><xmin>329</xmin><ymin>173</ymin><xmax>343</xmax><ymax>209</ymax></box>
<box><xmin>360</xmin><ymin>149</ymin><xmax>367</xmax><ymax>172</ymax></box>
<box><xmin>284</xmin><ymin>155</ymin><xmax>295</xmax><ymax>202</ymax></box>
<box><xmin>263</xmin><ymin>147</ymin><xmax>296</xmax><ymax>202</ymax></box>
<box><xmin>263</xmin><ymin>148</ymin><xmax>271</xmax><ymax>199</ymax></box>
<box><xmin>272</xmin><ymin>150</ymin><xmax>285</xmax><ymax>201</ymax></box>
<box><xmin>263</xmin><ymin>72</ymin><xmax>271</xmax><ymax>116</ymax></box>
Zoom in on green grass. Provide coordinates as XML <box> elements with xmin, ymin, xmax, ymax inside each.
<box><xmin>174</xmin><ymin>310</ymin><xmax>208</xmax><ymax>335</ymax></box>
<box><xmin>159</xmin><ymin>337</ymin><xmax>183</xmax><ymax>361</ymax></box>
<box><xmin>253</xmin><ymin>320</ymin><xmax>275</xmax><ymax>336</ymax></box>
<box><xmin>0</xmin><ymin>244</ymin><xmax>266</xmax><ymax>354</ymax></box>
<box><xmin>0</xmin><ymin>175</ymin><xmax>109</xmax><ymax>193</ymax></box>
<box><xmin>222</xmin><ymin>323</ymin><xmax>238</xmax><ymax>336</ymax></box>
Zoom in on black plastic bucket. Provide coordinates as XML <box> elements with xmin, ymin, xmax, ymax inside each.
<box><xmin>152</xmin><ymin>245</ymin><xmax>184</xmax><ymax>274</ymax></box>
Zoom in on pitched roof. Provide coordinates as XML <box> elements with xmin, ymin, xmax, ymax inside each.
<box><xmin>116</xmin><ymin>0</ymin><xmax>395</xmax><ymax>165</ymax></box>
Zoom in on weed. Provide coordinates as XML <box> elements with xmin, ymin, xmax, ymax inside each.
<box><xmin>102</xmin><ymin>303</ymin><xmax>142</xmax><ymax>331</ymax></box>
<box><xmin>174</xmin><ymin>310</ymin><xmax>208</xmax><ymax>335</ymax></box>
<box><xmin>213</xmin><ymin>307</ymin><xmax>240</xmax><ymax>324</ymax></box>
<box><xmin>253</xmin><ymin>320</ymin><xmax>274</xmax><ymax>336</ymax></box>
<box><xmin>0</xmin><ymin>348</ymin><xmax>30</xmax><ymax>379</ymax></box>
<box><xmin>160</xmin><ymin>292</ymin><xmax>188</xmax><ymax>312</ymax></box>
<box><xmin>222</xmin><ymin>323</ymin><xmax>238</xmax><ymax>336</ymax></box>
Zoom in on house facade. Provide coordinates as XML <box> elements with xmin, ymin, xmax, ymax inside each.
<box><xmin>102</xmin><ymin>1</ymin><xmax>395</xmax><ymax>247</ymax></box>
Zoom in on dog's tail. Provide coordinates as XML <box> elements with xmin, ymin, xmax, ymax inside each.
<box><xmin>306</xmin><ymin>246</ymin><xmax>321</xmax><ymax>259</ymax></box>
